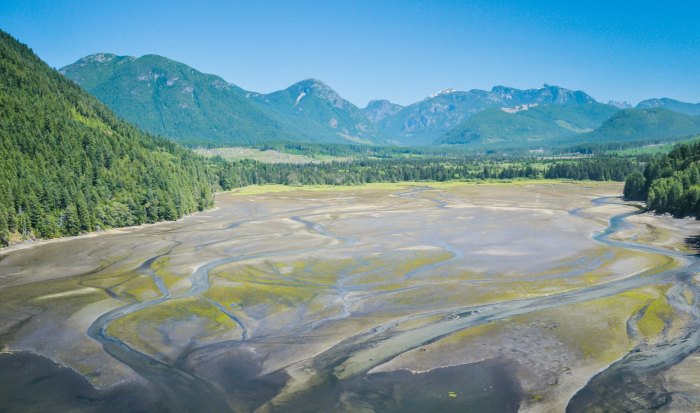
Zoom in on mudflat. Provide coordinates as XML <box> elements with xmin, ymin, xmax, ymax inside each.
<box><xmin>1</xmin><ymin>182</ymin><xmax>698</xmax><ymax>412</ymax></box>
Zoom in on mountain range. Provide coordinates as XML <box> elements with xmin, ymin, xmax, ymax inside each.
<box><xmin>635</xmin><ymin>98</ymin><xmax>700</xmax><ymax>116</ymax></box>
<box><xmin>60</xmin><ymin>53</ymin><xmax>700</xmax><ymax>148</ymax></box>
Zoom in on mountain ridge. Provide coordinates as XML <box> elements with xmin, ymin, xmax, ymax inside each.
<box><xmin>61</xmin><ymin>53</ymin><xmax>700</xmax><ymax>148</ymax></box>
<box><xmin>363</xmin><ymin>99</ymin><xmax>403</xmax><ymax>123</ymax></box>
<box><xmin>377</xmin><ymin>84</ymin><xmax>600</xmax><ymax>145</ymax></box>
<box><xmin>438</xmin><ymin>102</ymin><xmax>619</xmax><ymax>146</ymax></box>
<box><xmin>60</xmin><ymin>53</ymin><xmax>299</xmax><ymax>146</ymax></box>
<box><xmin>248</xmin><ymin>78</ymin><xmax>387</xmax><ymax>145</ymax></box>
<box><xmin>636</xmin><ymin>98</ymin><xmax>700</xmax><ymax>116</ymax></box>
<box><xmin>586</xmin><ymin>107</ymin><xmax>700</xmax><ymax>142</ymax></box>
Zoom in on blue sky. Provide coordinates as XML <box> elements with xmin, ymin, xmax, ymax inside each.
<box><xmin>1</xmin><ymin>0</ymin><xmax>699</xmax><ymax>107</ymax></box>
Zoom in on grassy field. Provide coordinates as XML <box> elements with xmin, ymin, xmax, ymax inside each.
<box><xmin>225</xmin><ymin>179</ymin><xmax>619</xmax><ymax>196</ymax></box>
<box><xmin>609</xmin><ymin>136</ymin><xmax>700</xmax><ymax>156</ymax></box>
<box><xmin>194</xmin><ymin>147</ymin><xmax>350</xmax><ymax>163</ymax></box>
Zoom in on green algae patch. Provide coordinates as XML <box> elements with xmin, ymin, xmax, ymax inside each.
<box><xmin>0</xmin><ymin>275</ymin><xmax>106</xmax><ymax>308</ymax></box>
<box><xmin>81</xmin><ymin>272</ymin><xmax>135</xmax><ymax>290</ymax></box>
<box><xmin>442</xmin><ymin>322</ymin><xmax>502</xmax><ymax>344</ymax></box>
<box><xmin>460</xmin><ymin>248</ymin><xmax>676</xmax><ymax>308</ymax></box>
<box><xmin>347</xmin><ymin>250</ymin><xmax>453</xmax><ymax>287</ymax></box>
<box><xmin>637</xmin><ymin>294</ymin><xmax>674</xmax><ymax>338</ymax></box>
<box><xmin>297</xmin><ymin>259</ymin><xmax>350</xmax><ymax>284</ymax></box>
<box><xmin>107</xmin><ymin>296</ymin><xmax>241</xmax><ymax>361</ymax></box>
<box><xmin>150</xmin><ymin>256</ymin><xmax>190</xmax><ymax>294</ymax></box>
<box><xmin>390</xmin><ymin>314</ymin><xmax>447</xmax><ymax>333</ymax></box>
<box><xmin>464</xmin><ymin>280</ymin><xmax>577</xmax><ymax>307</ymax></box>
<box><xmin>205</xmin><ymin>276</ymin><xmax>325</xmax><ymax>316</ymax></box>
<box><xmin>514</xmin><ymin>286</ymin><xmax>664</xmax><ymax>364</ymax></box>
<box><xmin>532</xmin><ymin>247</ymin><xmax>666</xmax><ymax>284</ymax></box>
<box><xmin>683</xmin><ymin>289</ymin><xmax>694</xmax><ymax>305</ymax></box>
<box><xmin>346</xmin><ymin>257</ymin><xmax>391</xmax><ymax>275</ymax></box>
<box><xmin>270</xmin><ymin>260</ymin><xmax>309</xmax><ymax>277</ymax></box>
<box><xmin>113</xmin><ymin>275</ymin><xmax>161</xmax><ymax>301</ymax></box>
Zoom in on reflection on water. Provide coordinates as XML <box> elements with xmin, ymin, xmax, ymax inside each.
<box><xmin>268</xmin><ymin>359</ymin><xmax>522</xmax><ymax>413</ymax></box>
<box><xmin>0</xmin><ymin>351</ymin><xmax>520</xmax><ymax>413</ymax></box>
<box><xmin>0</xmin><ymin>352</ymin><xmax>163</xmax><ymax>413</ymax></box>
<box><xmin>567</xmin><ymin>369</ymin><xmax>670</xmax><ymax>412</ymax></box>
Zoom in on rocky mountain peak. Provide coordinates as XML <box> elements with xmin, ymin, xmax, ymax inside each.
<box><xmin>428</xmin><ymin>88</ymin><xmax>456</xmax><ymax>99</ymax></box>
<box><xmin>289</xmin><ymin>78</ymin><xmax>347</xmax><ymax>109</ymax></box>
<box><xmin>364</xmin><ymin>99</ymin><xmax>403</xmax><ymax>123</ymax></box>
<box><xmin>608</xmin><ymin>100</ymin><xmax>633</xmax><ymax>109</ymax></box>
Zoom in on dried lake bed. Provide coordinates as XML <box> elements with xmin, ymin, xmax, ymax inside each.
<box><xmin>1</xmin><ymin>182</ymin><xmax>699</xmax><ymax>412</ymax></box>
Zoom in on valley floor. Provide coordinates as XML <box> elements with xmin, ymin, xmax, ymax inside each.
<box><xmin>0</xmin><ymin>182</ymin><xmax>698</xmax><ymax>412</ymax></box>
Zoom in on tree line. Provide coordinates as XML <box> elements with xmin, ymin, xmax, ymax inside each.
<box><xmin>544</xmin><ymin>157</ymin><xmax>640</xmax><ymax>181</ymax></box>
<box><xmin>566</xmin><ymin>136</ymin><xmax>698</xmax><ymax>155</ymax></box>
<box><xmin>624</xmin><ymin>142</ymin><xmax>700</xmax><ymax>217</ymax></box>
<box><xmin>0</xmin><ymin>30</ymin><xmax>215</xmax><ymax>246</ymax></box>
<box><xmin>211</xmin><ymin>156</ymin><xmax>638</xmax><ymax>189</ymax></box>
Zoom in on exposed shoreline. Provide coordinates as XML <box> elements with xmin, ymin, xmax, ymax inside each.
<box><xmin>3</xmin><ymin>182</ymin><xmax>698</xmax><ymax>412</ymax></box>
<box><xmin>0</xmin><ymin>179</ymin><xmax>619</xmax><ymax>255</ymax></box>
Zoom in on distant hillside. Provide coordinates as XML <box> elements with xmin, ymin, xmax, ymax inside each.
<box><xmin>0</xmin><ymin>31</ymin><xmax>215</xmax><ymax>246</ymax></box>
<box><xmin>378</xmin><ymin>85</ymin><xmax>598</xmax><ymax>145</ymax></box>
<box><xmin>587</xmin><ymin>108</ymin><xmax>700</xmax><ymax>142</ymax></box>
<box><xmin>438</xmin><ymin>103</ymin><xmax>618</xmax><ymax>145</ymax></box>
<box><xmin>608</xmin><ymin>100</ymin><xmax>633</xmax><ymax>109</ymax></box>
<box><xmin>248</xmin><ymin>79</ymin><xmax>389</xmax><ymax>145</ymax></box>
<box><xmin>62</xmin><ymin>58</ymin><xmax>389</xmax><ymax>145</ymax></box>
<box><xmin>636</xmin><ymin>98</ymin><xmax>700</xmax><ymax>116</ymax></box>
<box><xmin>363</xmin><ymin>99</ymin><xmax>403</xmax><ymax>123</ymax></box>
<box><xmin>61</xmin><ymin>53</ymin><xmax>700</xmax><ymax>149</ymax></box>
<box><xmin>60</xmin><ymin>53</ymin><xmax>294</xmax><ymax>145</ymax></box>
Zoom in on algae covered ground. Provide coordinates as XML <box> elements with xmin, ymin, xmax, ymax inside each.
<box><xmin>0</xmin><ymin>182</ymin><xmax>698</xmax><ymax>412</ymax></box>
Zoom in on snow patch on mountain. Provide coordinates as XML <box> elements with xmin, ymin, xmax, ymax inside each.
<box><xmin>608</xmin><ymin>100</ymin><xmax>633</xmax><ymax>109</ymax></box>
<box><xmin>501</xmin><ymin>103</ymin><xmax>538</xmax><ymax>113</ymax></box>
<box><xmin>428</xmin><ymin>88</ymin><xmax>455</xmax><ymax>99</ymax></box>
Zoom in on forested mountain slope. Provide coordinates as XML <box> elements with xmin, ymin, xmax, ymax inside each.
<box><xmin>438</xmin><ymin>102</ymin><xmax>618</xmax><ymax>145</ymax></box>
<box><xmin>247</xmin><ymin>79</ymin><xmax>390</xmax><ymax>144</ymax></box>
<box><xmin>381</xmin><ymin>85</ymin><xmax>599</xmax><ymax>145</ymax></box>
<box><xmin>624</xmin><ymin>141</ymin><xmax>700</xmax><ymax>217</ymax></box>
<box><xmin>587</xmin><ymin>108</ymin><xmax>700</xmax><ymax>142</ymax></box>
<box><xmin>60</xmin><ymin>53</ymin><xmax>294</xmax><ymax>145</ymax></box>
<box><xmin>0</xmin><ymin>30</ymin><xmax>215</xmax><ymax>246</ymax></box>
<box><xmin>62</xmin><ymin>56</ymin><xmax>394</xmax><ymax>146</ymax></box>
<box><xmin>62</xmin><ymin>51</ymin><xmax>700</xmax><ymax>149</ymax></box>
<box><xmin>636</xmin><ymin>98</ymin><xmax>700</xmax><ymax>116</ymax></box>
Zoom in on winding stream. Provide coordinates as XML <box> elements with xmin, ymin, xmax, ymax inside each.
<box><xmin>566</xmin><ymin>198</ymin><xmax>700</xmax><ymax>412</ymax></box>
<box><xmin>85</xmin><ymin>198</ymin><xmax>359</xmax><ymax>411</ymax></box>
<box><xmin>77</xmin><ymin>190</ymin><xmax>700</xmax><ymax>412</ymax></box>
